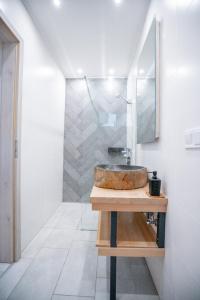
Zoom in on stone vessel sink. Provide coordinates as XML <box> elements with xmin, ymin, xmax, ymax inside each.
<box><xmin>94</xmin><ymin>164</ymin><xmax>148</xmax><ymax>190</ymax></box>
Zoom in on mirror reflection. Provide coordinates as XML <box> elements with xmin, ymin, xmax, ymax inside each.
<box><xmin>136</xmin><ymin>19</ymin><xmax>159</xmax><ymax>144</ymax></box>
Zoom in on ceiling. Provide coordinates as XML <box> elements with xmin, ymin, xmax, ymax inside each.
<box><xmin>22</xmin><ymin>0</ymin><xmax>150</xmax><ymax>78</ymax></box>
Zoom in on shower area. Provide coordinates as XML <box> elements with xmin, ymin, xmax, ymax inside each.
<box><xmin>63</xmin><ymin>78</ymin><xmax>128</xmax><ymax>203</ymax></box>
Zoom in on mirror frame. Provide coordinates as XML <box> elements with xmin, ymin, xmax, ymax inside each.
<box><xmin>155</xmin><ymin>18</ymin><xmax>160</xmax><ymax>139</ymax></box>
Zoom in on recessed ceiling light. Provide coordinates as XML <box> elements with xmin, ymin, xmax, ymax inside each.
<box><xmin>114</xmin><ymin>0</ymin><xmax>122</xmax><ymax>6</ymax></box>
<box><xmin>77</xmin><ymin>68</ymin><xmax>83</xmax><ymax>75</ymax></box>
<box><xmin>53</xmin><ymin>0</ymin><xmax>61</xmax><ymax>8</ymax></box>
<box><xmin>109</xmin><ymin>68</ymin><xmax>115</xmax><ymax>75</ymax></box>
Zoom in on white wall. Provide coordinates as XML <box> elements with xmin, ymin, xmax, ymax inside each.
<box><xmin>128</xmin><ymin>0</ymin><xmax>200</xmax><ymax>299</ymax></box>
<box><xmin>0</xmin><ymin>0</ymin><xmax>65</xmax><ymax>250</ymax></box>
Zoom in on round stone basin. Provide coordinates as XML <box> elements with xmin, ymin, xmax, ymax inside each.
<box><xmin>94</xmin><ymin>164</ymin><xmax>148</xmax><ymax>190</ymax></box>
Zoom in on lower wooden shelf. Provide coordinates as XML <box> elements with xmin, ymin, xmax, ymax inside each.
<box><xmin>97</xmin><ymin>211</ymin><xmax>165</xmax><ymax>257</ymax></box>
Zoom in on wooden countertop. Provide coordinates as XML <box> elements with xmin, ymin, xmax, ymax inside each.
<box><xmin>90</xmin><ymin>185</ymin><xmax>168</xmax><ymax>212</ymax></box>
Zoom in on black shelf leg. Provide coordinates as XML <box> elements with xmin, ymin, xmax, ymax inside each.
<box><xmin>110</xmin><ymin>211</ymin><xmax>117</xmax><ymax>300</ymax></box>
<box><xmin>110</xmin><ymin>256</ymin><xmax>116</xmax><ymax>300</ymax></box>
<box><xmin>156</xmin><ymin>212</ymin><xmax>166</xmax><ymax>248</ymax></box>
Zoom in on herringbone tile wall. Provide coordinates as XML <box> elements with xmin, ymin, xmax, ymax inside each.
<box><xmin>63</xmin><ymin>78</ymin><xmax>127</xmax><ymax>202</ymax></box>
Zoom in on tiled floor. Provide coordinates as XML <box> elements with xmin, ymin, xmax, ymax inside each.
<box><xmin>0</xmin><ymin>203</ymin><xmax>159</xmax><ymax>300</ymax></box>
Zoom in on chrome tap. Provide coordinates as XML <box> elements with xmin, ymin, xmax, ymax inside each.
<box><xmin>122</xmin><ymin>148</ymin><xmax>132</xmax><ymax>165</ymax></box>
<box><xmin>146</xmin><ymin>212</ymin><xmax>157</xmax><ymax>226</ymax></box>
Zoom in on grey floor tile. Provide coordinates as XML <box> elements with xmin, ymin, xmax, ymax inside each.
<box><xmin>97</xmin><ymin>256</ymin><xmax>110</xmax><ymax>278</ymax></box>
<box><xmin>95</xmin><ymin>277</ymin><xmax>109</xmax><ymax>294</ymax></box>
<box><xmin>0</xmin><ymin>264</ymin><xmax>10</xmax><ymax>277</ymax></box>
<box><xmin>22</xmin><ymin>228</ymin><xmax>52</xmax><ymax>258</ymax></box>
<box><xmin>55</xmin><ymin>216</ymin><xmax>81</xmax><ymax>229</ymax></box>
<box><xmin>96</xmin><ymin>276</ymin><xmax>159</xmax><ymax>299</ymax></box>
<box><xmin>95</xmin><ymin>294</ymin><xmax>159</xmax><ymax>300</ymax></box>
<box><xmin>55</xmin><ymin>241</ymin><xmax>98</xmax><ymax>297</ymax></box>
<box><xmin>44</xmin><ymin>210</ymin><xmax>64</xmax><ymax>229</ymax></box>
<box><xmin>95</xmin><ymin>293</ymin><xmax>136</xmax><ymax>300</ymax></box>
<box><xmin>8</xmin><ymin>248</ymin><xmax>68</xmax><ymax>300</ymax></box>
<box><xmin>79</xmin><ymin>205</ymin><xmax>98</xmax><ymax>231</ymax></box>
<box><xmin>45</xmin><ymin>203</ymin><xmax>83</xmax><ymax>229</ymax></box>
<box><xmin>97</xmin><ymin>257</ymin><xmax>150</xmax><ymax>276</ymax></box>
<box><xmin>1</xmin><ymin>204</ymin><xmax>159</xmax><ymax>300</ymax></box>
<box><xmin>97</xmin><ymin>257</ymin><xmax>157</xmax><ymax>295</ymax></box>
<box><xmin>43</xmin><ymin>229</ymin><xmax>75</xmax><ymax>249</ymax></box>
<box><xmin>0</xmin><ymin>258</ymin><xmax>31</xmax><ymax>300</ymax></box>
<box><xmin>135</xmin><ymin>296</ymin><xmax>159</xmax><ymax>300</ymax></box>
<box><xmin>55</xmin><ymin>205</ymin><xmax>83</xmax><ymax>230</ymax></box>
<box><xmin>59</xmin><ymin>203</ymin><xmax>83</xmax><ymax>215</ymax></box>
<box><xmin>95</xmin><ymin>292</ymin><xmax>110</xmax><ymax>300</ymax></box>
<box><xmin>116</xmin><ymin>258</ymin><xmax>157</xmax><ymax>295</ymax></box>
<box><xmin>53</xmin><ymin>296</ymin><xmax>94</xmax><ymax>300</ymax></box>
<box><xmin>74</xmin><ymin>230</ymin><xmax>97</xmax><ymax>242</ymax></box>
<box><xmin>43</xmin><ymin>227</ymin><xmax>96</xmax><ymax>249</ymax></box>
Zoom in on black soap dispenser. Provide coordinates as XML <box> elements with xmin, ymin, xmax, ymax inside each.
<box><xmin>149</xmin><ymin>171</ymin><xmax>161</xmax><ymax>196</ymax></box>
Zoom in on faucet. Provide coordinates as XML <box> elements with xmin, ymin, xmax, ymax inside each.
<box><xmin>122</xmin><ymin>148</ymin><xmax>132</xmax><ymax>165</ymax></box>
<box><xmin>146</xmin><ymin>212</ymin><xmax>157</xmax><ymax>226</ymax></box>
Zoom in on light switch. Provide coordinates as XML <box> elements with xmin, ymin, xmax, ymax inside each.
<box><xmin>185</xmin><ymin>128</ymin><xmax>200</xmax><ymax>149</ymax></box>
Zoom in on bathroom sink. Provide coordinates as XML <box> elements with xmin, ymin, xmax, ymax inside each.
<box><xmin>94</xmin><ymin>164</ymin><xmax>148</xmax><ymax>190</ymax></box>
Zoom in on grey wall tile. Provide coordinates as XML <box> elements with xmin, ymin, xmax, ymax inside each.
<box><xmin>63</xmin><ymin>78</ymin><xmax>127</xmax><ymax>202</ymax></box>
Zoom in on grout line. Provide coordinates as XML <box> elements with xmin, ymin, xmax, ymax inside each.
<box><xmin>2</xmin><ymin>257</ymin><xmax>32</xmax><ymax>299</ymax></box>
<box><xmin>22</xmin><ymin>226</ymin><xmax>54</xmax><ymax>258</ymax></box>
<box><xmin>21</xmin><ymin>229</ymin><xmax>53</xmax><ymax>260</ymax></box>
<box><xmin>0</xmin><ymin>266</ymin><xmax>10</xmax><ymax>280</ymax></box>
<box><xmin>41</xmin><ymin>246</ymin><xmax>70</xmax><ymax>250</ymax></box>
<box><xmin>144</xmin><ymin>258</ymin><xmax>159</xmax><ymax>295</ymax></box>
<box><xmin>5</xmin><ymin>204</ymin><xmax>159</xmax><ymax>299</ymax></box>
<box><xmin>4</xmin><ymin>219</ymin><xmax>57</xmax><ymax>298</ymax></box>
<box><xmin>51</xmin><ymin>241</ymin><xmax>73</xmax><ymax>299</ymax></box>
<box><xmin>94</xmin><ymin>245</ymin><xmax>99</xmax><ymax>299</ymax></box>
<box><xmin>2</xmin><ymin>204</ymin><xmax>94</xmax><ymax>300</ymax></box>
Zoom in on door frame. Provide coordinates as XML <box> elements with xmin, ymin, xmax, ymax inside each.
<box><xmin>0</xmin><ymin>10</ymin><xmax>23</xmax><ymax>263</ymax></box>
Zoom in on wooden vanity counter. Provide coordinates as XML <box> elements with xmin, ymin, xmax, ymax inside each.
<box><xmin>90</xmin><ymin>185</ymin><xmax>168</xmax><ymax>300</ymax></box>
<box><xmin>91</xmin><ymin>185</ymin><xmax>168</xmax><ymax>212</ymax></box>
<box><xmin>90</xmin><ymin>185</ymin><xmax>168</xmax><ymax>257</ymax></box>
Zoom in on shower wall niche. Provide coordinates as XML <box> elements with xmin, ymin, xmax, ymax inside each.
<box><xmin>63</xmin><ymin>78</ymin><xmax>127</xmax><ymax>202</ymax></box>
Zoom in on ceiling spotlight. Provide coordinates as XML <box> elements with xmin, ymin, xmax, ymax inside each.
<box><xmin>114</xmin><ymin>0</ymin><xmax>122</xmax><ymax>6</ymax></box>
<box><xmin>77</xmin><ymin>68</ymin><xmax>83</xmax><ymax>75</ymax></box>
<box><xmin>109</xmin><ymin>68</ymin><xmax>115</xmax><ymax>75</ymax></box>
<box><xmin>53</xmin><ymin>0</ymin><xmax>61</xmax><ymax>8</ymax></box>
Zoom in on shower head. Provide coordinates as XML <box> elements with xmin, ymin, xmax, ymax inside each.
<box><xmin>115</xmin><ymin>94</ymin><xmax>132</xmax><ymax>105</ymax></box>
<box><xmin>83</xmin><ymin>76</ymin><xmax>132</xmax><ymax>105</ymax></box>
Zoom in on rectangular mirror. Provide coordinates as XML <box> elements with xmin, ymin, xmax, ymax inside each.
<box><xmin>136</xmin><ymin>18</ymin><xmax>159</xmax><ymax>144</ymax></box>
